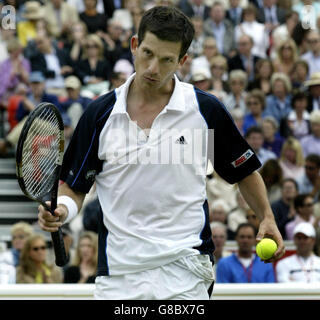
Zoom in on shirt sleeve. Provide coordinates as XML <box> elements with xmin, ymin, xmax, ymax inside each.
<box><xmin>275</xmin><ymin>259</ymin><xmax>290</xmax><ymax>283</ymax></box>
<box><xmin>196</xmin><ymin>89</ymin><xmax>261</xmax><ymax>184</ymax></box>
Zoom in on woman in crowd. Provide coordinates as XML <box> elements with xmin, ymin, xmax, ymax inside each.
<box><xmin>279</xmin><ymin>137</ymin><xmax>305</xmax><ymax>180</ymax></box>
<box><xmin>16</xmin><ymin>234</ymin><xmax>62</xmax><ymax>283</ymax></box>
<box><xmin>209</xmin><ymin>55</ymin><xmax>229</xmax><ymax>101</ymax></box>
<box><xmin>64</xmin><ymin>231</ymin><xmax>98</xmax><ymax>283</ymax></box>
<box><xmin>247</xmin><ymin>58</ymin><xmax>273</xmax><ymax>96</ymax></box>
<box><xmin>262</xmin><ymin>116</ymin><xmax>285</xmax><ymax>157</ymax></box>
<box><xmin>272</xmin><ymin>38</ymin><xmax>299</xmax><ymax>76</ymax></box>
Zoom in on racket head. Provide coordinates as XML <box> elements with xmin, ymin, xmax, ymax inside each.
<box><xmin>16</xmin><ymin>102</ymin><xmax>65</xmax><ymax>205</ymax></box>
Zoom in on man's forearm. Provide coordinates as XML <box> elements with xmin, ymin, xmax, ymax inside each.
<box><xmin>238</xmin><ymin>171</ymin><xmax>275</xmax><ymax>222</ymax></box>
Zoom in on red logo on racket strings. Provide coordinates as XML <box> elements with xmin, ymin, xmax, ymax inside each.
<box><xmin>231</xmin><ymin>149</ymin><xmax>254</xmax><ymax>168</ymax></box>
<box><xmin>31</xmin><ymin>135</ymin><xmax>56</xmax><ymax>182</ymax></box>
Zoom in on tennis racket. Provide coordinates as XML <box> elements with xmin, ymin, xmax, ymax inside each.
<box><xmin>16</xmin><ymin>102</ymin><xmax>68</xmax><ymax>267</ymax></box>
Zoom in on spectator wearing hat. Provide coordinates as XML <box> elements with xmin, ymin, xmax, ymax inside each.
<box><xmin>300</xmin><ymin>110</ymin><xmax>320</xmax><ymax>157</ymax></box>
<box><xmin>304</xmin><ymin>72</ymin><xmax>320</xmax><ymax>113</ymax></box>
<box><xmin>17</xmin><ymin>1</ymin><xmax>45</xmax><ymax>47</ymax></box>
<box><xmin>285</xmin><ymin>194</ymin><xmax>318</xmax><ymax>240</ymax></box>
<box><xmin>191</xmin><ymin>67</ymin><xmax>212</xmax><ymax>92</ymax></box>
<box><xmin>301</xmin><ymin>30</ymin><xmax>320</xmax><ymax>78</ymax></box>
<box><xmin>43</xmin><ymin>0</ymin><xmax>79</xmax><ymax>39</ymax></box>
<box><xmin>0</xmin><ymin>37</ymin><xmax>30</xmax><ymax>109</ymax></box>
<box><xmin>276</xmin><ymin>222</ymin><xmax>320</xmax><ymax>282</ymax></box>
<box><xmin>60</xmin><ymin>76</ymin><xmax>92</xmax><ymax>130</ymax></box>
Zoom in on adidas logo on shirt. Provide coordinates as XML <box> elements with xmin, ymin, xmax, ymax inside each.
<box><xmin>175</xmin><ymin>136</ymin><xmax>187</xmax><ymax>144</ymax></box>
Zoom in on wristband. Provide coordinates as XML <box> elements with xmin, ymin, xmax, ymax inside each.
<box><xmin>57</xmin><ymin>195</ymin><xmax>78</xmax><ymax>224</ymax></box>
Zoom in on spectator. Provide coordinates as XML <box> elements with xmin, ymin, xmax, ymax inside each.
<box><xmin>228</xmin><ymin>34</ymin><xmax>260</xmax><ymax>81</ymax></box>
<box><xmin>297</xmin><ymin>154</ymin><xmax>320</xmax><ymax>200</ymax></box>
<box><xmin>280</xmin><ymin>91</ymin><xmax>310</xmax><ymax>140</ymax></box>
<box><xmin>178</xmin><ymin>0</ymin><xmax>210</xmax><ymax>21</ymax></box>
<box><xmin>176</xmin><ymin>55</ymin><xmax>193</xmax><ymax>83</ymax></box>
<box><xmin>30</xmin><ymin>34</ymin><xmax>74</xmax><ymax>96</ymax></box>
<box><xmin>271</xmin><ymin>10</ymin><xmax>299</xmax><ymax>58</ymax></box>
<box><xmin>234</xmin><ymin>4</ymin><xmax>269</xmax><ymax>58</ymax></box>
<box><xmin>188</xmin><ymin>16</ymin><xmax>206</xmax><ymax>58</ymax></box>
<box><xmin>108</xmin><ymin>72</ymin><xmax>128</xmax><ymax>91</ymax></box>
<box><xmin>60</xmin><ymin>76</ymin><xmax>92</xmax><ymax>130</ymax></box>
<box><xmin>63</xmin><ymin>21</ymin><xmax>88</xmax><ymax>64</ymax></box>
<box><xmin>276</xmin><ymin>222</ymin><xmax>320</xmax><ymax>282</ymax></box>
<box><xmin>242</xmin><ymin>89</ymin><xmax>266</xmax><ymax>134</ymax></box>
<box><xmin>191</xmin><ymin>36</ymin><xmax>219</xmax><ymax>75</ymax></box>
<box><xmin>285</xmin><ymin>194</ymin><xmax>318</xmax><ymax>240</ymax></box>
<box><xmin>304</xmin><ymin>72</ymin><xmax>320</xmax><ymax>113</ymax></box>
<box><xmin>279</xmin><ymin>137</ymin><xmax>305</xmax><ymax>180</ymax></box>
<box><xmin>272</xmin><ymin>38</ymin><xmax>298</xmax><ymax>76</ymax></box>
<box><xmin>245</xmin><ymin>126</ymin><xmax>277</xmax><ymax>165</ymax></box>
<box><xmin>226</xmin><ymin>0</ymin><xmax>243</xmax><ymax>27</ymax></box>
<box><xmin>0</xmin><ymin>222</ymin><xmax>34</xmax><ymax>267</ymax></box>
<box><xmin>229</xmin><ymin>108</ymin><xmax>245</xmax><ymax>135</ymax></box>
<box><xmin>17</xmin><ymin>1</ymin><xmax>45</xmax><ymax>47</ymax></box>
<box><xmin>290</xmin><ymin>59</ymin><xmax>309</xmax><ymax>90</ymax></box>
<box><xmin>64</xmin><ymin>231</ymin><xmax>98</xmax><ymax>283</ymax></box>
<box><xmin>0</xmin><ymin>37</ymin><xmax>30</xmax><ymax>109</ymax></box>
<box><xmin>43</xmin><ymin>0</ymin><xmax>79</xmax><ymax>39</ymax></box>
<box><xmin>262</xmin><ymin>116</ymin><xmax>284</xmax><ymax>157</ymax></box>
<box><xmin>16</xmin><ymin>234</ymin><xmax>63</xmax><ymax>283</ymax></box>
<box><xmin>210</xmin><ymin>221</ymin><xmax>232</xmax><ymax>278</ymax></box>
<box><xmin>300</xmin><ymin>110</ymin><xmax>320</xmax><ymax>157</ymax></box>
<box><xmin>216</xmin><ymin>223</ymin><xmax>276</xmax><ymax>283</ymax></box>
<box><xmin>75</xmin><ymin>34</ymin><xmax>112</xmax><ymax>96</ymax></box>
<box><xmin>67</xmin><ymin>0</ymin><xmax>105</xmax><ymax>14</ymax></box>
<box><xmin>260</xmin><ymin>158</ymin><xmax>283</xmax><ymax>203</ymax></box>
<box><xmin>264</xmin><ymin>72</ymin><xmax>292</xmax><ymax>124</ymax></box>
<box><xmin>271</xmin><ymin>178</ymin><xmax>298</xmax><ymax>239</ymax></box>
<box><xmin>209</xmin><ymin>198</ymin><xmax>230</xmax><ymax>224</ymax></box>
<box><xmin>79</xmin><ymin>0</ymin><xmax>108</xmax><ymax>34</ymax></box>
<box><xmin>247</xmin><ymin>58</ymin><xmax>273</xmax><ymax>95</ymax></box>
<box><xmin>191</xmin><ymin>67</ymin><xmax>212</xmax><ymax>92</ymax></box>
<box><xmin>203</xmin><ymin>1</ymin><xmax>235</xmax><ymax>57</ymax></box>
<box><xmin>223</xmin><ymin>69</ymin><xmax>248</xmax><ymax>115</ymax></box>
<box><xmin>301</xmin><ymin>30</ymin><xmax>320</xmax><ymax>78</ymax></box>
<box><xmin>246</xmin><ymin>210</ymin><xmax>260</xmax><ymax>233</ymax></box>
<box><xmin>209</xmin><ymin>55</ymin><xmax>228</xmax><ymax>101</ymax></box>
<box><xmin>256</xmin><ymin>0</ymin><xmax>286</xmax><ymax>33</ymax></box>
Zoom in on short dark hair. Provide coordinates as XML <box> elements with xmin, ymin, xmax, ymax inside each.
<box><xmin>294</xmin><ymin>193</ymin><xmax>313</xmax><ymax>210</ymax></box>
<box><xmin>244</xmin><ymin>126</ymin><xmax>263</xmax><ymax>139</ymax></box>
<box><xmin>292</xmin><ymin>90</ymin><xmax>308</xmax><ymax>107</ymax></box>
<box><xmin>235</xmin><ymin>223</ymin><xmax>257</xmax><ymax>237</ymax></box>
<box><xmin>281</xmin><ymin>178</ymin><xmax>298</xmax><ymax>190</ymax></box>
<box><xmin>137</xmin><ymin>6</ymin><xmax>195</xmax><ymax>60</ymax></box>
<box><xmin>305</xmin><ymin>154</ymin><xmax>320</xmax><ymax>168</ymax></box>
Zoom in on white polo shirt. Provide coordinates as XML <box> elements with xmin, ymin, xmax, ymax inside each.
<box><xmin>61</xmin><ymin>73</ymin><xmax>261</xmax><ymax>276</ymax></box>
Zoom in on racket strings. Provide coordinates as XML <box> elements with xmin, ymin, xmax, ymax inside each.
<box><xmin>21</xmin><ymin>109</ymin><xmax>62</xmax><ymax>198</ymax></box>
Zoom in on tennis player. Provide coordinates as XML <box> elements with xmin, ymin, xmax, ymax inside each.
<box><xmin>38</xmin><ymin>6</ymin><xmax>285</xmax><ymax>299</ymax></box>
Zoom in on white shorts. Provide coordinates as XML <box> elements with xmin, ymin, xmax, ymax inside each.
<box><xmin>94</xmin><ymin>254</ymin><xmax>214</xmax><ymax>300</ymax></box>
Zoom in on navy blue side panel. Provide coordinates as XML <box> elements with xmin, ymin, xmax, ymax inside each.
<box><xmin>193</xmin><ymin>200</ymin><xmax>214</xmax><ymax>263</ymax></box>
<box><xmin>60</xmin><ymin>91</ymin><xmax>116</xmax><ymax>193</ymax></box>
<box><xmin>194</xmin><ymin>87</ymin><xmax>261</xmax><ymax>184</ymax></box>
<box><xmin>97</xmin><ymin>204</ymin><xmax>109</xmax><ymax>276</ymax></box>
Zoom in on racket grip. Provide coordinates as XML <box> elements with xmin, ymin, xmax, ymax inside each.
<box><xmin>51</xmin><ymin>229</ymin><xmax>68</xmax><ymax>267</ymax></box>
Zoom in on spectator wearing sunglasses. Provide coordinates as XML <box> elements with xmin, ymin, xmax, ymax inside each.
<box><xmin>285</xmin><ymin>194</ymin><xmax>318</xmax><ymax>240</ymax></box>
<box><xmin>16</xmin><ymin>234</ymin><xmax>62</xmax><ymax>283</ymax></box>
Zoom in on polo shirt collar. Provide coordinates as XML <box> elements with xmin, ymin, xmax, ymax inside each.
<box><xmin>111</xmin><ymin>73</ymin><xmax>186</xmax><ymax>116</ymax></box>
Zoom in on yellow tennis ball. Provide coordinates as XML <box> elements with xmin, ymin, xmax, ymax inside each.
<box><xmin>256</xmin><ymin>238</ymin><xmax>277</xmax><ymax>260</ymax></box>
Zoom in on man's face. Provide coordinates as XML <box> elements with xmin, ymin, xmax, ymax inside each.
<box><xmin>311</xmin><ymin>122</ymin><xmax>320</xmax><ymax>137</ymax></box>
<box><xmin>305</xmin><ymin>160</ymin><xmax>320</xmax><ymax>180</ymax></box>
<box><xmin>294</xmin><ymin>233</ymin><xmax>315</xmax><ymax>257</ymax></box>
<box><xmin>282</xmin><ymin>181</ymin><xmax>297</xmax><ymax>201</ymax></box>
<box><xmin>210</xmin><ymin>5</ymin><xmax>225</xmax><ymax>23</ymax></box>
<box><xmin>212</xmin><ymin>228</ymin><xmax>226</xmax><ymax>250</ymax></box>
<box><xmin>30</xmin><ymin>82</ymin><xmax>45</xmax><ymax>97</ymax></box>
<box><xmin>236</xmin><ymin>226</ymin><xmax>256</xmax><ymax>255</ymax></box>
<box><xmin>297</xmin><ymin>196</ymin><xmax>314</xmax><ymax>218</ymax></box>
<box><xmin>246</xmin><ymin>132</ymin><xmax>264</xmax><ymax>152</ymax></box>
<box><xmin>131</xmin><ymin>32</ymin><xmax>186</xmax><ymax>91</ymax></box>
<box><xmin>307</xmin><ymin>31</ymin><xmax>320</xmax><ymax>54</ymax></box>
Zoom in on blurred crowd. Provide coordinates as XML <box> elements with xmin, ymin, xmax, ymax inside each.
<box><xmin>1</xmin><ymin>0</ymin><xmax>320</xmax><ymax>284</ymax></box>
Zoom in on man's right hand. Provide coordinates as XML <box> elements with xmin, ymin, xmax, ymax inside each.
<box><xmin>38</xmin><ymin>202</ymin><xmax>68</xmax><ymax>232</ymax></box>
